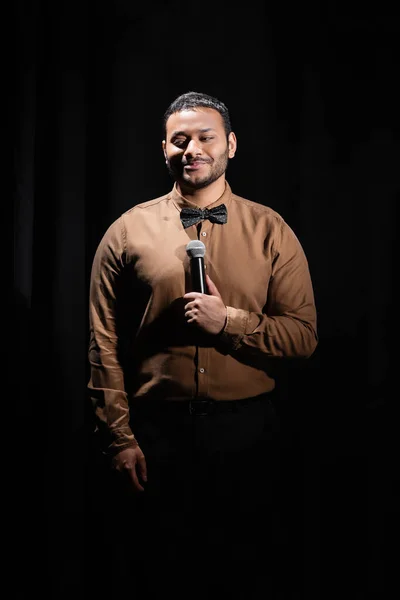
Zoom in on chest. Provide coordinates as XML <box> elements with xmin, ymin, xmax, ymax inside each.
<box><xmin>127</xmin><ymin>219</ymin><xmax>273</xmax><ymax>310</ymax></box>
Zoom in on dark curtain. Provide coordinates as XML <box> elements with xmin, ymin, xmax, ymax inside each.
<box><xmin>14</xmin><ymin>1</ymin><xmax>398</xmax><ymax>597</ymax></box>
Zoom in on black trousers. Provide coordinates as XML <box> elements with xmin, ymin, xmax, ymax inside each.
<box><xmin>86</xmin><ymin>392</ymin><xmax>298</xmax><ymax>598</ymax></box>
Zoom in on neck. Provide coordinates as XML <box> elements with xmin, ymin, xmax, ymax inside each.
<box><xmin>176</xmin><ymin>177</ymin><xmax>226</xmax><ymax>209</ymax></box>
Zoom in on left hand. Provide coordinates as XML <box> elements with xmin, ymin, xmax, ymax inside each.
<box><xmin>184</xmin><ymin>274</ymin><xmax>227</xmax><ymax>335</ymax></box>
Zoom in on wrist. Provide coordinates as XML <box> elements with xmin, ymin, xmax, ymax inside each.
<box><xmin>216</xmin><ymin>307</ymin><xmax>228</xmax><ymax>336</ymax></box>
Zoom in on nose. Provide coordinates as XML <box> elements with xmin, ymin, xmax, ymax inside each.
<box><xmin>184</xmin><ymin>139</ymin><xmax>202</xmax><ymax>157</ymax></box>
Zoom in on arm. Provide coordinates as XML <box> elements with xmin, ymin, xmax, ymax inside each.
<box><xmin>88</xmin><ymin>217</ymin><xmax>134</xmax><ymax>453</ymax></box>
<box><xmin>219</xmin><ymin>219</ymin><xmax>318</xmax><ymax>360</ymax></box>
<box><xmin>87</xmin><ymin>217</ymin><xmax>147</xmax><ymax>491</ymax></box>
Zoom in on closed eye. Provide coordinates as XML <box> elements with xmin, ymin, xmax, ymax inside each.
<box><xmin>172</xmin><ymin>138</ymin><xmax>187</xmax><ymax>147</ymax></box>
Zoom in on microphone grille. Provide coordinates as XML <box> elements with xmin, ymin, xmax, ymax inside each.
<box><xmin>186</xmin><ymin>240</ymin><xmax>206</xmax><ymax>258</ymax></box>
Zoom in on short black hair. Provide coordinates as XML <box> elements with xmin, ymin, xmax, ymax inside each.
<box><xmin>163</xmin><ymin>91</ymin><xmax>232</xmax><ymax>139</ymax></box>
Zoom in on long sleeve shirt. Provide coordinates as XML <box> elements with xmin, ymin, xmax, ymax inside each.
<box><xmin>88</xmin><ymin>181</ymin><xmax>318</xmax><ymax>454</ymax></box>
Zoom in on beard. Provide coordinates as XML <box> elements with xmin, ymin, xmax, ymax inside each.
<box><xmin>166</xmin><ymin>147</ymin><xmax>230</xmax><ymax>191</ymax></box>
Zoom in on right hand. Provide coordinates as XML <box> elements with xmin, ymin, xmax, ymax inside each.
<box><xmin>111</xmin><ymin>445</ymin><xmax>147</xmax><ymax>493</ymax></box>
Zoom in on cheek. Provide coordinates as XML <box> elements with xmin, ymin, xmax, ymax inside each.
<box><xmin>212</xmin><ymin>150</ymin><xmax>229</xmax><ymax>166</ymax></box>
<box><xmin>167</xmin><ymin>150</ymin><xmax>182</xmax><ymax>163</ymax></box>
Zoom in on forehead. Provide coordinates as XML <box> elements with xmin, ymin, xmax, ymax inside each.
<box><xmin>165</xmin><ymin>108</ymin><xmax>225</xmax><ymax>137</ymax></box>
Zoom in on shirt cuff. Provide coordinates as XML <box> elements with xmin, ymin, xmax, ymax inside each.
<box><xmin>102</xmin><ymin>428</ymin><xmax>139</xmax><ymax>456</ymax></box>
<box><xmin>217</xmin><ymin>306</ymin><xmax>249</xmax><ymax>351</ymax></box>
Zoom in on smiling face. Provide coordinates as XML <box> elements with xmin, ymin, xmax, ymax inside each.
<box><xmin>162</xmin><ymin>108</ymin><xmax>237</xmax><ymax>192</ymax></box>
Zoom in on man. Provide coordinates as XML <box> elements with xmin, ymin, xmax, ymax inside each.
<box><xmin>87</xmin><ymin>91</ymin><xmax>318</xmax><ymax>595</ymax></box>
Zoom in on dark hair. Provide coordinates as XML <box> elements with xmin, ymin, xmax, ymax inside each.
<box><xmin>162</xmin><ymin>91</ymin><xmax>232</xmax><ymax>139</ymax></box>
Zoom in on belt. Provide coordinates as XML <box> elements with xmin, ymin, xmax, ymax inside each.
<box><xmin>190</xmin><ymin>399</ymin><xmax>234</xmax><ymax>416</ymax></box>
<box><xmin>133</xmin><ymin>393</ymin><xmax>273</xmax><ymax>417</ymax></box>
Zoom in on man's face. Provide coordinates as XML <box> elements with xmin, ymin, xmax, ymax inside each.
<box><xmin>162</xmin><ymin>108</ymin><xmax>236</xmax><ymax>191</ymax></box>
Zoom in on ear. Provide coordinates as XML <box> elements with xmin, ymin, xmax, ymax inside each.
<box><xmin>162</xmin><ymin>140</ymin><xmax>168</xmax><ymax>163</ymax></box>
<box><xmin>228</xmin><ymin>132</ymin><xmax>237</xmax><ymax>159</ymax></box>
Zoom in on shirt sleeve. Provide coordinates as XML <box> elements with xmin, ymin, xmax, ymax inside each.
<box><xmin>218</xmin><ymin>218</ymin><xmax>318</xmax><ymax>360</ymax></box>
<box><xmin>87</xmin><ymin>216</ymin><xmax>137</xmax><ymax>455</ymax></box>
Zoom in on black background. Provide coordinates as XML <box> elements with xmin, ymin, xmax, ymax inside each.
<box><xmin>14</xmin><ymin>1</ymin><xmax>399</xmax><ymax>597</ymax></box>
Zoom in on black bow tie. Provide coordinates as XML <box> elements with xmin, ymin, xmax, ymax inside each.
<box><xmin>180</xmin><ymin>204</ymin><xmax>228</xmax><ymax>228</ymax></box>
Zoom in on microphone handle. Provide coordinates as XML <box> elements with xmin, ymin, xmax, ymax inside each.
<box><xmin>191</xmin><ymin>256</ymin><xmax>207</xmax><ymax>294</ymax></box>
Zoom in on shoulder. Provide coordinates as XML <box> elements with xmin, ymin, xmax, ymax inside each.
<box><xmin>99</xmin><ymin>193</ymin><xmax>171</xmax><ymax>243</ymax></box>
<box><xmin>113</xmin><ymin>192</ymin><xmax>173</xmax><ymax>232</ymax></box>
<box><xmin>230</xmin><ymin>192</ymin><xmax>285</xmax><ymax>225</ymax></box>
<box><xmin>229</xmin><ymin>191</ymin><xmax>302</xmax><ymax>253</ymax></box>
<box><xmin>119</xmin><ymin>192</ymin><xmax>171</xmax><ymax>223</ymax></box>
<box><xmin>123</xmin><ymin>192</ymin><xmax>171</xmax><ymax>215</ymax></box>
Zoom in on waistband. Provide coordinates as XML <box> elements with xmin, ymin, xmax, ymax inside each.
<box><xmin>131</xmin><ymin>391</ymin><xmax>275</xmax><ymax>416</ymax></box>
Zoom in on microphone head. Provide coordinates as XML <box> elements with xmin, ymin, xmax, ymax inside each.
<box><xmin>186</xmin><ymin>240</ymin><xmax>206</xmax><ymax>259</ymax></box>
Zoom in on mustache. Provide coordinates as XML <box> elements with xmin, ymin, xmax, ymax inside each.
<box><xmin>182</xmin><ymin>159</ymin><xmax>211</xmax><ymax>166</ymax></box>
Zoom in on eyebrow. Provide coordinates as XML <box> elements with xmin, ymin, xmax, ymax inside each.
<box><xmin>170</xmin><ymin>127</ymin><xmax>216</xmax><ymax>137</ymax></box>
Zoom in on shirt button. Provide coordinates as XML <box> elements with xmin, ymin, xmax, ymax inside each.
<box><xmin>201</xmin><ymin>232</ymin><xmax>207</xmax><ymax>237</ymax></box>
<box><xmin>199</xmin><ymin>368</ymin><xmax>205</xmax><ymax>373</ymax></box>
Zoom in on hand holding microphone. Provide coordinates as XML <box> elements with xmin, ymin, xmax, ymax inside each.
<box><xmin>184</xmin><ymin>240</ymin><xmax>227</xmax><ymax>335</ymax></box>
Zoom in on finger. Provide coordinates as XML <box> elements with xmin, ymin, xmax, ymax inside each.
<box><xmin>138</xmin><ymin>456</ymin><xmax>148</xmax><ymax>482</ymax></box>
<box><xmin>128</xmin><ymin>466</ymin><xmax>145</xmax><ymax>493</ymax></box>
<box><xmin>185</xmin><ymin>299</ymin><xmax>201</xmax><ymax>311</ymax></box>
<box><xmin>205</xmin><ymin>274</ymin><xmax>222</xmax><ymax>298</ymax></box>
<box><xmin>184</xmin><ymin>292</ymin><xmax>202</xmax><ymax>299</ymax></box>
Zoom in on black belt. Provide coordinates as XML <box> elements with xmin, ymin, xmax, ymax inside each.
<box><xmin>132</xmin><ymin>392</ymin><xmax>273</xmax><ymax>417</ymax></box>
<box><xmin>190</xmin><ymin>399</ymin><xmax>233</xmax><ymax>416</ymax></box>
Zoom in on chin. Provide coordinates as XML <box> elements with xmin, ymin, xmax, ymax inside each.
<box><xmin>188</xmin><ymin>179</ymin><xmax>211</xmax><ymax>191</ymax></box>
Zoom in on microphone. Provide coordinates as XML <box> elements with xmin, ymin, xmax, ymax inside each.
<box><xmin>186</xmin><ymin>240</ymin><xmax>207</xmax><ymax>294</ymax></box>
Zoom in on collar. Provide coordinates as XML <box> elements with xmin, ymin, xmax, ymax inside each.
<box><xmin>170</xmin><ymin>181</ymin><xmax>233</xmax><ymax>213</ymax></box>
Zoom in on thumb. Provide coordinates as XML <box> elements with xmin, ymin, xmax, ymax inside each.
<box><xmin>206</xmin><ymin>273</ymin><xmax>222</xmax><ymax>298</ymax></box>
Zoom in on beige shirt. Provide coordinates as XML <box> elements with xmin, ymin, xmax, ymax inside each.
<box><xmin>88</xmin><ymin>182</ymin><xmax>318</xmax><ymax>454</ymax></box>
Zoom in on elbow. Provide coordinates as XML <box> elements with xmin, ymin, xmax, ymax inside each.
<box><xmin>287</xmin><ymin>322</ymin><xmax>318</xmax><ymax>359</ymax></box>
<box><xmin>300</xmin><ymin>329</ymin><xmax>318</xmax><ymax>358</ymax></box>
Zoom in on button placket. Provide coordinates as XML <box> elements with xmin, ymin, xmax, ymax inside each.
<box><xmin>196</xmin><ymin>347</ymin><xmax>209</xmax><ymax>397</ymax></box>
<box><xmin>197</xmin><ymin>221</ymin><xmax>210</xmax><ymax>239</ymax></box>
<box><xmin>195</xmin><ymin>222</ymin><xmax>210</xmax><ymax>397</ymax></box>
